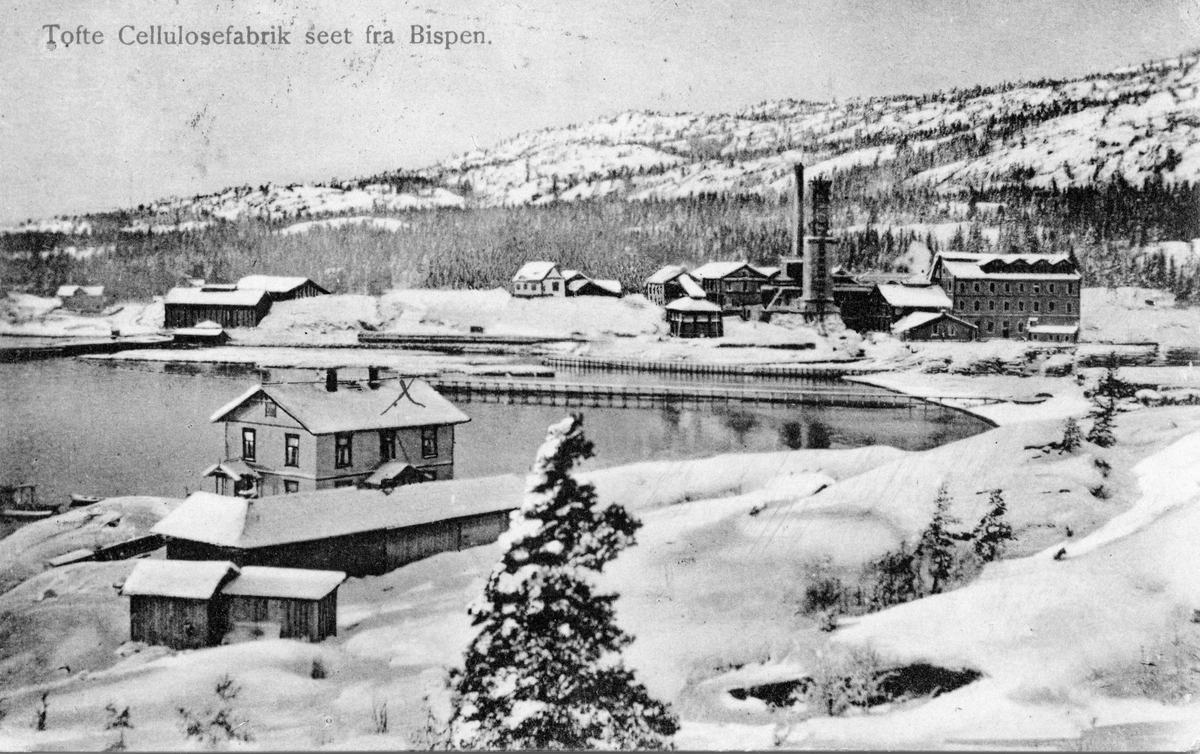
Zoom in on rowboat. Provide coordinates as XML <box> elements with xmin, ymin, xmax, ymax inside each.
<box><xmin>2</xmin><ymin>509</ymin><xmax>54</xmax><ymax>520</ymax></box>
<box><xmin>69</xmin><ymin>494</ymin><xmax>104</xmax><ymax>507</ymax></box>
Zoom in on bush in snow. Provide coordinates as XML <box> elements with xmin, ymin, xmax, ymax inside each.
<box><xmin>103</xmin><ymin>703</ymin><xmax>133</xmax><ymax>752</ymax></box>
<box><xmin>448</xmin><ymin>415</ymin><xmax>678</xmax><ymax>750</ymax></box>
<box><xmin>177</xmin><ymin>674</ymin><xmax>252</xmax><ymax>746</ymax></box>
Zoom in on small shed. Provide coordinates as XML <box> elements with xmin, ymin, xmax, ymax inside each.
<box><xmin>892</xmin><ymin>311</ymin><xmax>978</xmax><ymax>342</ymax></box>
<box><xmin>164</xmin><ymin>287</ymin><xmax>272</xmax><ymax>329</ymax></box>
<box><xmin>172</xmin><ymin>320</ymin><xmax>231</xmax><ymax>346</ymax></box>
<box><xmin>56</xmin><ymin>285</ymin><xmax>108</xmax><ymax>313</ymax></box>
<box><xmin>1028</xmin><ymin>323</ymin><xmax>1079</xmax><ymax>343</ymax></box>
<box><xmin>236</xmin><ymin>275</ymin><xmax>329</xmax><ymax>302</ymax></box>
<box><xmin>121</xmin><ymin>560</ymin><xmax>239</xmax><ymax>650</ymax></box>
<box><xmin>220</xmin><ymin>566</ymin><xmax>344</xmax><ymax>643</ymax></box>
<box><xmin>665</xmin><ymin>297</ymin><xmax>724</xmax><ymax>338</ymax></box>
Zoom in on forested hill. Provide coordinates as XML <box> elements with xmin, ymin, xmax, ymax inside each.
<box><xmin>4</xmin><ymin>50</ymin><xmax>1200</xmax><ymax>300</ymax></box>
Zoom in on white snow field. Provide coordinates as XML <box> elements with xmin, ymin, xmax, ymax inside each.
<box><xmin>1</xmin><ymin>407</ymin><xmax>1199</xmax><ymax>748</ymax></box>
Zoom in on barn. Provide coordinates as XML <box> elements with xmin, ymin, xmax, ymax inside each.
<box><xmin>164</xmin><ymin>287</ymin><xmax>272</xmax><ymax>329</ymax></box>
<box><xmin>120</xmin><ymin>560</ymin><xmax>239</xmax><ymax>650</ymax></box>
<box><xmin>237</xmin><ymin>275</ymin><xmax>329</xmax><ymax>302</ymax></box>
<box><xmin>665</xmin><ymin>297</ymin><xmax>724</xmax><ymax>338</ymax></box>
<box><xmin>153</xmin><ymin>473</ymin><xmax>524</xmax><ymax>577</ymax></box>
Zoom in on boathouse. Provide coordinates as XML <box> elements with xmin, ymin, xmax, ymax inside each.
<box><xmin>512</xmin><ymin>262</ymin><xmax>567</xmax><ymax>298</ymax></box>
<box><xmin>121</xmin><ymin>560</ymin><xmax>345</xmax><ymax>649</ymax></box>
<box><xmin>153</xmin><ymin>473</ymin><xmax>523</xmax><ymax>577</ymax></box>
<box><xmin>164</xmin><ymin>287</ymin><xmax>272</xmax><ymax>329</ymax></box>
<box><xmin>665</xmin><ymin>297</ymin><xmax>724</xmax><ymax>338</ymax></box>
<box><xmin>892</xmin><ymin>311</ymin><xmax>978</xmax><ymax>342</ymax></box>
<box><xmin>204</xmin><ymin>370</ymin><xmax>470</xmax><ymax>496</ymax></box>
<box><xmin>644</xmin><ymin>265</ymin><xmax>705</xmax><ymax>306</ymax></box>
<box><xmin>236</xmin><ymin>275</ymin><xmax>329</xmax><ymax>302</ymax></box>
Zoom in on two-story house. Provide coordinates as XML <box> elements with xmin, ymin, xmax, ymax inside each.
<box><xmin>511</xmin><ymin>262</ymin><xmax>567</xmax><ymax>297</ymax></box>
<box><xmin>204</xmin><ymin>369</ymin><xmax>470</xmax><ymax>497</ymax></box>
<box><xmin>690</xmin><ymin>262</ymin><xmax>776</xmax><ymax>312</ymax></box>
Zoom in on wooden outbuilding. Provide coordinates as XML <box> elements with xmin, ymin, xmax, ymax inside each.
<box><xmin>891</xmin><ymin>311</ymin><xmax>978</xmax><ymax>342</ymax></box>
<box><xmin>164</xmin><ymin>287</ymin><xmax>272</xmax><ymax>329</ymax></box>
<box><xmin>221</xmin><ymin>566</ymin><xmax>344</xmax><ymax>643</ymax></box>
<box><xmin>56</xmin><ymin>285</ymin><xmax>108</xmax><ymax>313</ymax></box>
<box><xmin>172</xmin><ymin>320</ymin><xmax>231</xmax><ymax>346</ymax></box>
<box><xmin>120</xmin><ymin>560</ymin><xmax>239</xmax><ymax>650</ymax></box>
<box><xmin>236</xmin><ymin>275</ymin><xmax>329</xmax><ymax>302</ymax></box>
<box><xmin>153</xmin><ymin>474</ymin><xmax>524</xmax><ymax>577</ymax></box>
<box><xmin>665</xmin><ymin>297</ymin><xmax>724</xmax><ymax>338</ymax></box>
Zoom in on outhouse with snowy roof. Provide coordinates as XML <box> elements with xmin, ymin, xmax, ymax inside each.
<box><xmin>120</xmin><ymin>560</ymin><xmax>240</xmax><ymax>649</ymax></box>
<box><xmin>511</xmin><ymin>261</ymin><xmax>566</xmax><ymax>298</ymax></box>
<box><xmin>221</xmin><ymin>566</ymin><xmax>345</xmax><ymax>643</ymax></box>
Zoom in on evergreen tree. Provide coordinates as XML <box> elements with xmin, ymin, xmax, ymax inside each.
<box><xmin>915</xmin><ymin>484</ymin><xmax>961</xmax><ymax>595</ymax></box>
<box><xmin>1087</xmin><ymin>395</ymin><xmax>1117</xmax><ymax>448</ymax></box>
<box><xmin>1060</xmin><ymin>417</ymin><xmax>1083</xmax><ymax>452</ymax></box>
<box><xmin>449</xmin><ymin>415</ymin><xmax>678</xmax><ymax>750</ymax></box>
<box><xmin>971</xmin><ymin>490</ymin><xmax>1014</xmax><ymax>564</ymax></box>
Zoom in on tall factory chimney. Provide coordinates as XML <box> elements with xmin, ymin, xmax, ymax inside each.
<box><xmin>781</xmin><ymin>163</ymin><xmax>805</xmax><ymax>283</ymax></box>
<box><xmin>799</xmin><ymin>176</ymin><xmax>840</xmax><ymax>323</ymax></box>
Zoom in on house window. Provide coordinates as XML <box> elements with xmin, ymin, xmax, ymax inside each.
<box><xmin>551</xmin><ymin>281</ymin><xmax>560</xmax><ymax>292</ymax></box>
<box><xmin>1004</xmin><ymin>282</ymin><xmax>1011</xmax><ymax>293</ymax></box>
<box><xmin>1019</xmin><ymin>283</ymin><xmax>1025</xmax><ymax>293</ymax></box>
<box><xmin>1004</xmin><ymin>301</ymin><xmax>1011</xmax><ymax>311</ymax></box>
<box><xmin>380</xmin><ymin>429</ymin><xmax>396</xmax><ymax>461</ymax></box>
<box><xmin>949</xmin><ymin>326</ymin><xmax>957</xmax><ymax>336</ymax></box>
<box><xmin>1049</xmin><ymin>283</ymin><xmax>1056</xmax><ymax>293</ymax></box>
<box><xmin>1018</xmin><ymin>321</ymin><xmax>1025</xmax><ymax>332</ymax></box>
<box><xmin>264</xmin><ymin>399</ymin><xmax>277</xmax><ymax>418</ymax></box>
<box><xmin>1067</xmin><ymin>303</ymin><xmax>1073</xmax><ymax>313</ymax></box>
<box><xmin>973</xmin><ymin>301</ymin><xmax>981</xmax><ymax>311</ymax></box>
<box><xmin>1049</xmin><ymin>301</ymin><xmax>1056</xmax><ymax>312</ymax></box>
<box><xmin>1033</xmin><ymin>283</ymin><xmax>1041</xmax><ymax>294</ymax></box>
<box><xmin>1068</xmin><ymin>283</ymin><xmax>1074</xmax><ymax>294</ymax></box>
<box><xmin>335</xmin><ymin>433</ymin><xmax>353</xmax><ymax>468</ymax></box>
<box><xmin>986</xmin><ymin>321</ymin><xmax>994</xmax><ymax>333</ymax></box>
<box><xmin>958</xmin><ymin>282</ymin><xmax>965</xmax><ymax>292</ymax></box>
<box><xmin>284</xmin><ymin>479</ymin><xmax>299</xmax><ymax>494</ymax></box>
<box><xmin>988</xmin><ymin>300</ymin><xmax>995</xmax><ymax>310</ymax></box>
<box><xmin>988</xmin><ymin>282</ymin><xmax>996</xmax><ymax>293</ymax></box>
<box><xmin>956</xmin><ymin>300</ymin><xmax>964</xmax><ymax>310</ymax></box>
<box><xmin>421</xmin><ymin>427</ymin><xmax>438</xmax><ymax>459</ymax></box>
<box><xmin>1033</xmin><ymin>301</ymin><xmax>1040</xmax><ymax>312</ymax></box>
<box><xmin>284</xmin><ymin>434</ymin><xmax>299</xmax><ymax>467</ymax></box>
<box><xmin>242</xmin><ymin>428</ymin><xmax>256</xmax><ymax>462</ymax></box>
<box><xmin>1018</xmin><ymin>301</ymin><xmax>1026</xmax><ymax>311</ymax></box>
<box><xmin>973</xmin><ymin>282</ymin><xmax>981</xmax><ymax>293</ymax></box>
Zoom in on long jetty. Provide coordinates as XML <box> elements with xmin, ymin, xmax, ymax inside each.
<box><xmin>0</xmin><ymin>335</ymin><xmax>173</xmax><ymax>363</ymax></box>
<box><xmin>358</xmin><ymin>332</ymin><xmax>587</xmax><ymax>349</ymax></box>
<box><xmin>428</xmin><ymin>377</ymin><xmax>935</xmax><ymax>409</ymax></box>
<box><xmin>541</xmin><ymin>355</ymin><xmax>883</xmax><ymax>378</ymax></box>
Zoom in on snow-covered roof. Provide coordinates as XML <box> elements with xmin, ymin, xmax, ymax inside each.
<box><xmin>221</xmin><ymin>566</ymin><xmax>345</xmax><ymax>600</ymax></box>
<box><xmin>934</xmin><ymin>252</ymin><xmax>1081</xmax><ymax>282</ymax></box>
<box><xmin>512</xmin><ymin>261</ymin><xmax>563</xmax><ymax>282</ymax></box>
<box><xmin>666</xmin><ymin>297</ymin><xmax>722</xmax><ymax>312</ymax></box>
<box><xmin>646</xmin><ymin>265</ymin><xmax>687</xmax><ymax>285</ymax></box>
<box><xmin>56</xmin><ymin>285</ymin><xmax>104</xmax><ymax>297</ymax></box>
<box><xmin>364</xmin><ymin>460</ymin><xmax>419</xmax><ymax>486</ymax></box>
<box><xmin>754</xmin><ymin>266</ymin><xmax>781</xmax><ymax>279</ymax></box>
<box><xmin>569</xmin><ymin>278</ymin><xmax>622</xmax><ymax>295</ymax></box>
<box><xmin>165</xmin><ymin>287</ymin><xmax>269</xmax><ymax>306</ymax></box>
<box><xmin>153</xmin><ymin>475</ymin><xmax>524</xmax><ymax>548</ymax></box>
<box><xmin>939</xmin><ymin>261</ymin><xmax>1081</xmax><ymax>281</ymax></box>
<box><xmin>202</xmin><ymin>459</ymin><xmax>262</xmax><ymax>480</ymax></box>
<box><xmin>121</xmin><ymin>559</ymin><xmax>238</xmax><ymax>599</ymax></box>
<box><xmin>209</xmin><ymin>379</ymin><xmax>470</xmax><ymax>434</ymax></box>
<box><xmin>679</xmin><ymin>275</ymin><xmax>706</xmax><ymax>298</ymax></box>
<box><xmin>691</xmin><ymin>261</ymin><xmax>763</xmax><ymax>280</ymax></box>
<box><xmin>891</xmin><ymin>311</ymin><xmax>976</xmax><ymax>334</ymax></box>
<box><xmin>237</xmin><ymin>275</ymin><xmax>327</xmax><ymax>294</ymax></box>
<box><xmin>560</xmin><ymin>269</ymin><xmax>587</xmax><ymax>282</ymax></box>
<box><xmin>876</xmin><ymin>284</ymin><xmax>953</xmax><ymax>309</ymax></box>
<box><xmin>1028</xmin><ymin>324</ymin><xmax>1080</xmax><ymax>335</ymax></box>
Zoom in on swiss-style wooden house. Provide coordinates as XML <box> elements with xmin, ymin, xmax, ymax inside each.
<box><xmin>644</xmin><ymin>265</ymin><xmax>706</xmax><ymax>306</ymax></box>
<box><xmin>204</xmin><ymin>370</ymin><xmax>470</xmax><ymax>497</ymax></box>
<box><xmin>690</xmin><ymin>262</ymin><xmax>774</xmax><ymax>312</ymax></box>
<box><xmin>164</xmin><ymin>287</ymin><xmax>272</xmax><ymax>329</ymax></box>
<box><xmin>121</xmin><ymin>560</ymin><xmax>344</xmax><ymax>649</ymax></box>
<box><xmin>892</xmin><ymin>311</ymin><xmax>978</xmax><ymax>342</ymax></box>
<box><xmin>236</xmin><ymin>275</ymin><xmax>329</xmax><ymax>302</ymax></box>
<box><xmin>512</xmin><ymin>262</ymin><xmax>567</xmax><ymax>297</ymax></box>
<box><xmin>153</xmin><ymin>473</ymin><xmax>524</xmax><ymax>577</ymax></box>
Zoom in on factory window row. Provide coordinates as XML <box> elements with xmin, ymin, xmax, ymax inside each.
<box><xmin>958</xmin><ymin>299</ymin><xmax>1074</xmax><ymax>314</ymax></box>
<box><xmin>957</xmin><ymin>281</ymin><xmax>1075</xmax><ymax>295</ymax></box>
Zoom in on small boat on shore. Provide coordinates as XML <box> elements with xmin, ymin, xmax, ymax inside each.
<box><xmin>69</xmin><ymin>494</ymin><xmax>105</xmax><ymax>507</ymax></box>
<box><xmin>2</xmin><ymin>508</ymin><xmax>55</xmax><ymax>520</ymax></box>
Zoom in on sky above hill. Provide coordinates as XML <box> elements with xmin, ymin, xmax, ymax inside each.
<box><xmin>2</xmin><ymin>0</ymin><xmax>1198</xmax><ymax>223</ymax></box>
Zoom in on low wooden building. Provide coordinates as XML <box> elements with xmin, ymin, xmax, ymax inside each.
<box><xmin>236</xmin><ymin>275</ymin><xmax>329</xmax><ymax>302</ymax></box>
<box><xmin>120</xmin><ymin>560</ymin><xmax>239</xmax><ymax>650</ymax></box>
<box><xmin>892</xmin><ymin>311</ymin><xmax>978</xmax><ymax>342</ymax></box>
<box><xmin>866</xmin><ymin>283</ymin><xmax>953</xmax><ymax>333</ymax></box>
<box><xmin>221</xmin><ymin>566</ymin><xmax>343</xmax><ymax>643</ymax></box>
<box><xmin>172</xmin><ymin>320</ymin><xmax>231</xmax><ymax>346</ymax></box>
<box><xmin>1027</xmin><ymin>322</ymin><xmax>1079</xmax><ymax>343</ymax></box>
<box><xmin>153</xmin><ymin>474</ymin><xmax>524</xmax><ymax>577</ymax></box>
<box><xmin>164</xmin><ymin>287</ymin><xmax>272</xmax><ymax>329</ymax></box>
<box><xmin>121</xmin><ymin>560</ymin><xmax>345</xmax><ymax>649</ymax></box>
<box><xmin>665</xmin><ymin>297</ymin><xmax>723</xmax><ymax>338</ymax></box>
<box><xmin>568</xmin><ymin>277</ymin><xmax>623</xmax><ymax>297</ymax></box>
<box><xmin>56</xmin><ymin>285</ymin><xmax>108</xmax><ymax>313</ymax></box>
<box><xmin>644</xmin><ymin>265</ymin><xmax>705</xmax><ymax>306</ymax></box>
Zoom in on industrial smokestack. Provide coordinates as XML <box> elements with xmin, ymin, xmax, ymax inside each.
<box><xmin>325</xmin><ymin>368</ymin><xmax>338</xmax><ymax>392</ymax></box>
<box><xmin>367</xmin><ymin>366</ymin><xmax>381</xmax><ymax>390</ymax></box>
<box><xmin>790</xmin><ymin>163</ymin><xmax>805</xmax><ymax>259</ymax></box>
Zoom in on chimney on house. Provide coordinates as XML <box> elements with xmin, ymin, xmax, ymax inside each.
<box><xmin>367</xmin><ymin>366</ymin><xmax>382</xmax><ymax>389</ymax></box>
<box><xmin>325</xmin><ymin>368</ymin><xmax>338</xmax><ymax>392</ymax></box>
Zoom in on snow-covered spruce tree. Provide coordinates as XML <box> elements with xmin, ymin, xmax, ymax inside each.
<box><xmin>1087</xmin><ymin>395</ymin><xmax>1117</xmax><ymax>448</ymax></box>
<box><xmin>449</xmin><ymin>415</ymin><xmax>678</xmax><ymax>750</ymax></box>
<box><xmin>971</xmin><ymin>490</ymin><xmax>1014</xmax><ymax>565</ymax></box>
<box><xmin>915</xmin><ymin>484</ymin><xmax>962</xmax><ymax>596</ymax></box>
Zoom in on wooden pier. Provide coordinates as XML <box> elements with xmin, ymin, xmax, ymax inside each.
<box><xmin>540</xmin><ymin>355</ymin><xmax>882</xmax><ymax>378</ymax></box>
<box><xmin>0</xmin><ymin>335</ymin><xmax>173</xmax><ymax>362</ymax></box>
<box><xmin>428</xmin><ymin>377</ymin><xmax>932</xmax><ymax>409</ymax></box>
<box><xmin>358</xmin><ymin>332</ymin><xmax>587</xmax><ymax>350</ymax></box>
